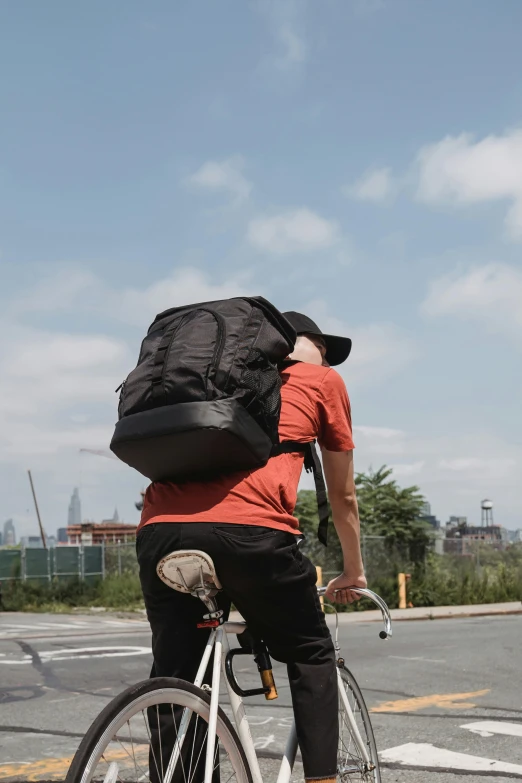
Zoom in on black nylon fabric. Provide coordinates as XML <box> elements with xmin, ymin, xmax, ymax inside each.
<box><xmin>111</xmin><ymin>296</ymin><xmax>330</xmax><ymax>544</ymax></box>
<box><xmin>112</xmin><ymin>296</ymin><xmax>295</xmax><ymax>472</ymax></box>
<box><xmin>111</xmin><ymin>399</ymin><xmax>274</xmax><ymax>482</ymax></box>
<box><xmin>116</xmin><ymin>297</ymin><xmax>295</xmax><ymax>433</ymax></box>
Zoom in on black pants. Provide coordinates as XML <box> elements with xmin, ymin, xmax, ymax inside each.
<box><xmin>137</xmin><ymin>522</ymin><xmax>338</xmax><ymax>780</ymax></box>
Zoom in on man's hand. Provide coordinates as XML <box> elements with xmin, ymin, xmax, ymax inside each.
<box><xmin>325</xmin><ymin>572</ymin><xmax>367</xmax><ymax>604</ymax></box>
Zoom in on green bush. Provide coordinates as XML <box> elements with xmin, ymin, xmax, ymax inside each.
<box><xmin>0</xmin><ymin>574</ymin><xmax>144</xmax><ymax>612</ymax></box>
<box><xmin>95</xmin><ymin>574</ymin><xmax>143</xmax><ymax>609</ymax></box>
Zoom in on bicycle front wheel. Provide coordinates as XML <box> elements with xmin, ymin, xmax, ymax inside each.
<box><xmin>65</xmin><ymin>677</ymin><xmax>252</xmax><ymax>783</ymax></box>
<box><xmin>338</xmin><ymin>666</ymin><xmax>381</xmax><ymax>783</ymax></box>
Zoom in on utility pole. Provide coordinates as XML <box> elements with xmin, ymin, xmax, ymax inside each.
<box><xmin>27</xmin><ymin>470</ymin><xmax>47</xmax><ymax>550</ymax></box>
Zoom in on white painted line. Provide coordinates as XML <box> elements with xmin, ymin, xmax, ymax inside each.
<box><xmin>461</xmin><ymin>721</ymin><xmax>522</xmax><ymax>738</ymax></box>
<box><xmin>380</xmin><ymin>743</ymin><xmax>522</xmax><ymax>774</ymax></box>
<box><xmin>388</xmin><ymin>656</ymin><xmax>446</xmax><ymax>663</ymax></box>
<box><xmin>0</xmin><ymin>646</ymin><xmax>151</xmax><ymax>664</ymax></box>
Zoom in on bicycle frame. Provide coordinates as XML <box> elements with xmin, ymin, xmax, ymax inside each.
<box><xmin>163</xmin><ymin>587</ymin><xmax>392</xmax><ymax>783</ymax></box>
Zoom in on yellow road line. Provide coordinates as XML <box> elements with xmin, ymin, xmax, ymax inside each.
<box><xmin>0</xmin><ymin>747</ymin><xmax>149</xmax><ymax>781</ymax></box>
<box><xmin>371</xmin><ymin>689</ymin><xmax>490</xmax><ymax>713</ymax></box>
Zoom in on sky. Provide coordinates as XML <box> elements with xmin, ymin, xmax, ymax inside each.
<box><xmin>1</xmin><ymin>0</ymin><xmax>521</xmax><ymax>539</ymax></box>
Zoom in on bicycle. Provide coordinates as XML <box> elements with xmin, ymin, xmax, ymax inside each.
<box><xmin>65</xmin><ymin>549</ymin><xmax>392</xmax><ymax>783</ymax></box>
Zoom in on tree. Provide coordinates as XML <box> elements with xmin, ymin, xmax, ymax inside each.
<box><xmin>355</xmin><ymin>466</ymin><xmax>431</xmax><ymax>561</ymax></box>
<box><xmin>293</xmin><ymin>490</ymin><xmax>342</xmax><ymax>572</ymax></box>
<box><xmin>293</xmin><ymin>466</ymin><xmax>431</xmax><ymax>573</ymax></box>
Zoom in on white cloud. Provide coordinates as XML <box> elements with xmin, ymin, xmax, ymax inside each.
<box><xmin>276</xmin><ymin>26</ymin><xmax>306</xmax><ymax>68</ymax></box>
<box><xmin>247</xmin><ymin>208</ymin><xmax>340</xmax><ymax>255</ymax></box>
<box><xmin>422</xmin><ymin>263</ymin><xmax>522</xmax><ymax>343</ymax></box>
<box><xmin>354</xmin><ymin>426</ymin><xmax>404</xmax><ymax>440</ymax></box>
<box><xmin>116</xmin><ymin>267</ymin><xmax>251</xmax><ymax>328</ymax></box>
<box><xmin>416</xmin><ymin>130</ymin><xmax>522</xmax><ymax>239</ymax></box>
<box><xmin>186</xmin><ymin>156</ymin><xmax>252</xmax><ymax>205</ymax></box>
<box><xmin>0</xmin><ymin>266</ymin><xmax>251</xmax><ymax>464</ymax></box>
<box><xmin>13</xmin><ymin>269</ymin><xmax>98</xmax><ymax>314</ymax></box>
<box><xmin>353</xmin><ymin>426</ymin><xmax>406</xmax><ymax>456</ymax></box>
<box><xmin>1</xmin><ymin>265</ymin><xmax>253</xmax><ymax>535</ymax></box>
<box><xmin>344</xmin><ymin>167</ymin><xmax>394</xmax><ymax>203</ymax></box>
<box><xmin>0</xmin><ymin>328</ymin><xmax>130</xmax><ymax>428</ymax></box>
<box><xmin>303</xmin><ymin>301</ymin><xmax>418</xmax><ymax>388</ymax></box>
<box><xmin>258</xmin><ymin>0</ymin><xmax>307</xmax><ymax>74</ymax></box>
<box><xmin>350</xmin><ymin>425</ymin><xmax>522</xmax><ymax>528</ymax></box>
<box><xmin>438</xmin><ymin>457</ymin><xmax>517</xmax><ymax>481</ymax></box>
<box><xmin>347</xmin><ymin>323</ymin><xmax>418</xmax><ymax>386</ymax></box>
<box><xmin>388</xmin><ymin>461</ymin><xmax>425</xmax><ymax>478</ymax></box>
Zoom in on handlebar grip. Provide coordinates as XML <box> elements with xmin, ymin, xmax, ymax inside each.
<box><xmin>317</xmin><ymin>585</ymin><xmax>393</xmax><ymax>640</ymax></box>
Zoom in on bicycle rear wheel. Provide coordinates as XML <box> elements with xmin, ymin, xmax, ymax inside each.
<box><xmin>66</xmin><ymin>677</ymin><xmax>252</xmax><ymax>783</ymax></box>
<box><xmin>338</xmin><ymin>666</ymin><xmax>381</xmax><ymax>782</ymax></box>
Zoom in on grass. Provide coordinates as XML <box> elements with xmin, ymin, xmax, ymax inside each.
<box><xmin>324</xmin><ymin>546</ymin><xmax>522</xmax><ymax>611</ymax></box>
<box><xmin>0</xmin><ymin>574</ymin><xmax>144</xmax><ymax>612</ymax></box>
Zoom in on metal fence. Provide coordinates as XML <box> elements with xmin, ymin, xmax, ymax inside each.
<box><xmin>0</xmin><ymin>537</ymin><xmax>395</xmax><ymax>584</ymax></box>
<box><xmin>0</xmin><ymin>534</ymin><xmax>411</xmax><ymax>585</ymax></box>
<box><xmin>0</xmin><ymin>545</ymin><xmax>103</xmax><ymax>584</ymax></box>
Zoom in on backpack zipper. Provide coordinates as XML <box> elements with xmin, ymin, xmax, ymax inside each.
<box><xmin>159</xmin><ymin>308</ymin><xmax>226</xmax><ymax>399</ymax></box>
<box><xmin>206</xmin><ymin>309</ymin><xmax>226</xmax><ymax>382</ymax></box>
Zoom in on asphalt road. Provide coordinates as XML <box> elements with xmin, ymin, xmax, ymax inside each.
<box><xmin>0</xmin><ymin>611</ymin><xmax>521</xmax><ymax>782</ymax></box>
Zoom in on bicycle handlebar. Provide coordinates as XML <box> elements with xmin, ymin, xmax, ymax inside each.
<box><xmin>317</xmin><ymin>586</ymin><xmax>393</xmax><ymax>640</ymax></box>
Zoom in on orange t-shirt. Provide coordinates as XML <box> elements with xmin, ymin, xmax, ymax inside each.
<box><xmin>139</xmin><ymin>362</ymin><xmax>354</xmax><ymax>535</ymax></box>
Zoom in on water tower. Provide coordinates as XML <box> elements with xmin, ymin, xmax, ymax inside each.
<box><xmin>481</xmin><ymin>499</ymin><xmax>494</xmax><ymax>527</ymax></box>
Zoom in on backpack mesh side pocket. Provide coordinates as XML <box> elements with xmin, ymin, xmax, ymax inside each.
<box><xmin>239</xmin><ymin>348</ymin><xmax>282</xmax><ymax>443</ymax></box>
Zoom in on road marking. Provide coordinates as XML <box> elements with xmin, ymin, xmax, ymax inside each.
<box><xmin>254</xmin><ymin>734</ymin><xmax>276</xmax><ymax>749</ymax></box>
<box><xmin>0</xmin><ymin>645</ymin><xmax>151</xmax><ymax>664</ymax></box>
<box><xmin>388</xmin><ymin>655</ymin><xmax>446</xmax><ymax>663</ymax></box>
<box><xmin>371</xmin><ymin>689</ymin><xmax>489</xmax><ymax>713</ymax></box>
<box><xmin>380</xmin><ymin>742</ymin><xmax>522</xmax><ymax>774</ymax></box>
<box><xmin>461</xmin><ymin>720</ymin><xmax>522</xmax><ymax>738</ymax></box>
<box><xmin>0</xmin><ymin>619</ymin><xmax>149</xmax><ymax>639</ymax></box>
<box><xmin>0</xmin><ymin>746</ymin><xmax>148</xmax><ymax>781</ymax></box>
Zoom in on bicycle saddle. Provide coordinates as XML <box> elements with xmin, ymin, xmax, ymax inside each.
<box><xmin>156</xmin><ymin>550</ymin><xmax>222</xmax><ymax>595</ymax></box>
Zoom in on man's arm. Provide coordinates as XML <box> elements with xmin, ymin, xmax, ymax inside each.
<box><xmin>321</xmin><ymin>448</ymin><xmax>367</xmax><ymax>603</ymax></box>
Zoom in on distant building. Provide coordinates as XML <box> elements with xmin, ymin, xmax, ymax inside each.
<box><xmin>421</xmin><ymin>501</ymin><xmax>440</xmax><ymax>530</ymax></box>
<box><xmin>3</xmin><ymin>519</ymin><xmax>16</xmax><ymax>546</ymax></box>
<box><xmin>21</xmin><ymin>535</ymin><xmax>44</xmax><ymax>548</ymax></box>
<box><xmin>102</xmin><ymin>508</ymin><xmax>120</xmax><ymax>525</ymax></box>
<box><xmin>67</xmin><ymin>520</ymin><xmax>137</xmax><ymax>545</ymax></box>
<box><xmin>67</xmin><ymin>488</ymin><xmax>82</xmax><ymax>527</ymax></box>
<box><xmin>57</xmin><ymin>527</ymin><xmax>68</xmax><ymax>544</ymax></box>
<box><xmin>443</xmin><ymin>521</ymin><xmax>504</xmax><ymax>555</ymax></box>
<box><xmin>446</xmin><ymin>515</ymin><xmax>468</xmax><ymax>528</ymax></box>
<box><xmin>0</xmin><ymin>531</ymin><xmax>3</xmax><ymax>546</ymax></box>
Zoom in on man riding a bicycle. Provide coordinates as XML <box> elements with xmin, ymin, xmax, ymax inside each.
<box><xmin>136</xmin><ymin>310</ymin><xmax>367</xmax><ymax>783</ymax></box>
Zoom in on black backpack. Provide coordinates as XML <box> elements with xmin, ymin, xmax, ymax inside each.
<box><xmin>110</xmin><ymin>296</ymin><xmax>329</xmax><ymax>544</ymax></box>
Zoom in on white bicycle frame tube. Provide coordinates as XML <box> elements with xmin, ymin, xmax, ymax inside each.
<box><xmin>276</xmin><ymin>722</ymin><xmax>298</xmax><ymax>783</ymax></box>
<box><xmin>221</xmin><ymin>630</ymin><xmax>263</xmax><ymax>783</ymax></box>
<box><xmin>164</xmin><ymin>620</ymin><xmax>374</xmax><ymax>783</ymax></box>
<box><xmin>163</xmin><ymin>630</ymin><xmax>216</xmax><ymax>783</ymax></box>
<box><xmin>337</xmin><ymin>667</ymin><xmax>371</xmax><ymax>765</ymax></box>
<box><xmin>204</xmin><ymin>627</ymin><xmax>223</xmax><ymax>783</ymax></box>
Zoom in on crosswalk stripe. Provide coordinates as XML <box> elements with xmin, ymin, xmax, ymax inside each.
<box><xmin>461</xmin><ymin>721</ymin><xmax>522</xmax><ymax>738</ymax></box>
<box><xmin>380</xmin><ymin>742</ymin><xmax>522</xmax><ymax>774</ymax></box>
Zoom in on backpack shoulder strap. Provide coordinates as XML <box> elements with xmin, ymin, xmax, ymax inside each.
<box><xmin>271</xmin><ymin>440</ymin><xmax>329</xmax><ymax>546</ymax></box>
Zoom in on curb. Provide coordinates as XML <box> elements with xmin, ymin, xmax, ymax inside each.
<box><xmin>325</xmin><ymin>603</ymin><xmax>522</xmax><ymax>625</ymax></box>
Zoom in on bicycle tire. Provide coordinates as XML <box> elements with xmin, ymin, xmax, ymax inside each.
<box><xmin>65</xmin><ymin>677</ymin><xmax>253</xmax><ymax>783</ymax></box>
<box><xmin>338</xmin><ymin>666</ymin><xmax>381</xmax><ymax>783</ymax></box>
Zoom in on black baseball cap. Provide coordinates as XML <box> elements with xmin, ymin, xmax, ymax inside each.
<box><xmin>283</xmin><ymin>311</ymin><xmax>352</xmax><ymax>366</ymax></box>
